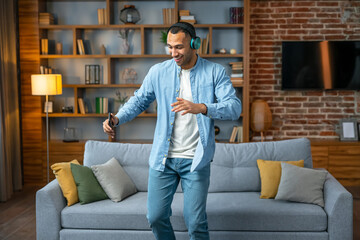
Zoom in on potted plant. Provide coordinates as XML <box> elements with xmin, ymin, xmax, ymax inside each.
<box><xmin>114</xmin><ymin>90</ymin><xmax>129</xmax><ymax>112</ymax></box>
<box><xmin>160</xmin><ymin>31</ymin><xmax>169</xmax><ymax>55</ymax></box>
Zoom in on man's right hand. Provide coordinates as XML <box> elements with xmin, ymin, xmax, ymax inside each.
<box><xmin>103</xmin><ymin>113</ymin><xmax>119</xmax><ymax>138</ymax></box>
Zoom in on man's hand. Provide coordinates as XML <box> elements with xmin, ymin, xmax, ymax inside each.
<box><xmin>171</xmin><ymin>97</ymin><xmax>207</xmax><ymax>115</ymax></box>
<box><xmin>103</xmin><ymin>113</ymin><xmax>119</xmax><ymax>138</ymax></box>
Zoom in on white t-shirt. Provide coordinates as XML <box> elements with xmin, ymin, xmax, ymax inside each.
<box><xmin>168</xmin><ymin>68</ymin><xmax>199</xmax><ymax>159</ymax></box>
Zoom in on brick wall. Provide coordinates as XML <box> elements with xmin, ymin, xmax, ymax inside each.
<box><xmin>250</xmin><ymin>0</ymin><xmax>360</xmax><ymax>140</ymax></box>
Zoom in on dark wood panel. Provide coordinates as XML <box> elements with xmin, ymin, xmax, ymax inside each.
<box><xmin>328</xmin><ymin>167</ymin><xmax>360</xmax><ymax>179</ymax></box>
<box><xmin>19</xmin><ymin>0</ymin><xmax>43</xmax><ymax>184</ymax></box>
<box><xmin>329</xmin><ymin>146</ymin><xmax>360</xmax><ymax>155</ymax></box>
<box><xmin>329</xmin><ymin>156</ymin><xmax>360</xmax><ymax>167</ymax></box>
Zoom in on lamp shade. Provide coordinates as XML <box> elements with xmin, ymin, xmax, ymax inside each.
<box><xmin>31</xmin><ymin>74</ymin><xmax>62</xmax><ymax>95</ymax></box>
<box><xmin>250</xmin><ymin>99</ymin><xmax>272</xmax><ymax>132</ymax></box>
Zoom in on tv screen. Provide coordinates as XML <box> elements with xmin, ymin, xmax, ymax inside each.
<box><xmin>282</xmin><ymin>41</ymin><xmax>360</xmax><ymax>90</ymax></box>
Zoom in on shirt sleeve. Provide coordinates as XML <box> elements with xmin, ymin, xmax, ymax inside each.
<box><xmin>115</xmin><ymin>67</ymin><xmax>156</xmax><ymax>126</ymax></box>
<box><xmin>204</xmin><ymin>65</ymin><xmax>242</xmax><ymax>121</ymax></box>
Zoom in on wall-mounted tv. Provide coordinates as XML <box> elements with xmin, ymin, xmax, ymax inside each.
<box><xmin>282</xmin><ymin>41</ymin><xmax>360</xmax><ymax>90</ymax></box>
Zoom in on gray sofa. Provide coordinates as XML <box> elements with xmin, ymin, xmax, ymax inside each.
<box><xmin>36</xmin><ymin>138</ymin><xmax>353</xmax><ymax>240</ymax></box>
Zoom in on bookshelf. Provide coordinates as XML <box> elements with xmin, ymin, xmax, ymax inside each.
<box><xmin>18</xmin><ymin>0</ymin><xmax>250</xmax><ymax>184</ymax></box>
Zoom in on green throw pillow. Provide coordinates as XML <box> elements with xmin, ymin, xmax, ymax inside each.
<box><xmin>70</xmin><ymin>163</ymin><xmax>108</xmax><ymax>204</ymax></box>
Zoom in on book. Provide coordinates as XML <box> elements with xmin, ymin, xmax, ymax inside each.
<box><xmin>78</xmin><ymin>98</ymin><xmax>86</xmax><ymax>114</ymax></box>
<box><xmin>97</xmin><ymin>9</ymin><xmax>104</xmax><ymax>25</ymax></box>
<box><xmin>77</xmin><ymin>39</ymin><xmax>85</xmax><ymax>55</ymax></box>
<box><xmin>41</xmin><ymin>39</ymin><xmax>48</xmax><ymax>55</ymax></box>
<box><xmin>179</xmin><ymin>10</ymin><xmax>190</xmax><ymax>16</ymax></box>
<box><xmin>39</xmin><ymin>13</ymin><xmax>54</xmax><ymax>25</ymax></box>
<box><xmin>237</xmin><ymin>126</ymin><xmax>243</xmax><ymax>143</ymax></box>
<box><xmin>179</xmin><ymin>19</ymin><xmax>196</xmax><ymax>24</ymax></box>
<box><xmin>229</xmin><ymin>126</ymin><xmax>238</xmax><ymax>143</ymax></box>
<box><xmin>180</xmin><ymin>15</ymin><xmax>195</xmax><ymax>20</ymax></box>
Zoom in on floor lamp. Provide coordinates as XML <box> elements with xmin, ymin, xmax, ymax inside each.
<box><xmin>31</xmin><ymin>74</ymin><xmax>62</xmax><ymax>183</ymax></box>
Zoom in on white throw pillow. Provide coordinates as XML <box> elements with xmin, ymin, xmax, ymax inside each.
<box><xmin>91</xmin><ymin>157</ymin><xmax>137</xmax><ymax>202</ymax></box>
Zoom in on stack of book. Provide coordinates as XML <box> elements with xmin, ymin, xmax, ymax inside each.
<box><xmin>40</xmin><ymin>65</ymin><xmax>54</xmax><ymax>74</ymax></box>
<box><xmin>196</xmin><ymin>34</ymin><xmax>209</xmax><ymax>55</ymax></box>
<box><xmin>39</xmin><ymin>13</ymin><xmax>54</xmax><ymax>25</ymax></box>
<box><xmin>229</xmin><ymin>61</ymin><xmax>243</xmax><ymax>78</ymax></box>
<box><xmin>96</xmin><ymin>97</ymin><xmax>109</xmax><ymax>114</ymax></box>
<box><xmin>229</xmin><ymin>7</ymin><xmax>244</xmax><ymax>24</ymax></box>
<box><xmin>41</xmin><ymin>39</ymin><xmax>48</xmax><ymax>55</ymax></box>
<box><xmin>162</xmin><ymin>8</ymin><xmax>176</xmax><ymax>25</ymax></box>
<box><xmin>229</xmin><ymin>126</ymin><xmax>243</xmax><ymax>143</ymax></box>
<box><xmin>97</xmin><ymin>8</ymin><xmax>107</xmax><ymax>25</ymax></box>
<box><xmin>77</xmin><ymin>39</ymin><xmax>85</xmax><ymax>55</ymax></box>
<box><xmin>179</xmin><ymin>10</ymin><xmax>196</xmax><ymax>24</ymax></box>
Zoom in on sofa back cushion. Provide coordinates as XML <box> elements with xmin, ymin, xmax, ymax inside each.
<box><xmin>84</xmin><ymin>138</ymin><xmax>312</xmax><ymax>193</ymax></box>
<box><xmin>84</xmin><ymin>141</ymin><xmax>152</xmax><ymax>192</ymax></box>
<box><xmin>208</xmin><ymin>138</ymin><xmax>312</xmax><ymax>192</ymax></box>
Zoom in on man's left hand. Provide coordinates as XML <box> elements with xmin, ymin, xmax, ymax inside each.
<box><xmin>171</xmin><ymin>97</ymin><xmax>207</xmax><ymax>115</ymax></box>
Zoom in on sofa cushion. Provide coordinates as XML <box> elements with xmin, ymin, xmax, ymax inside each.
<box><xmin>275</xmin><ymin>163</ymin><xmax>328</xmax><ymax>207</ymax></box>
<box><xmin>84</xmin><ymin>141</ymin><xmax>152</xmax><ymax>192</ymax></box>
<box><xmin>91</xmin><ymin>157</ymin><xmax>137</xmax><ymax>202</ymax></box>
<box><xmin>61</xmin><ymin>192</ymin><xmax>327</xmax><ymax>232</ymax></box>
<box><xmin>51</xmin><ymin>159</ymin><xmax>80</xmax><ymax>206</ymax></box>
<box><xmin>209</xmin><ymin>138</ymin><xmax>312</xmax><ymax>192</ymax></box>
<box><xmin>257</xmin><ymin>159</ymin><xmax>304</xmax><ymax>199</ymax></box>
<box><xmin>71</xmin><ymin>163</ymin><xmax>108</xmax><ymax>204</ymax></box>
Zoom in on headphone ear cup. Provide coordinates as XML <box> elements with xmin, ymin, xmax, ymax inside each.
<box><xmin>191</xmin><ymin>37</ymin><xmax>201</xmax><ymax>50</ymax></box>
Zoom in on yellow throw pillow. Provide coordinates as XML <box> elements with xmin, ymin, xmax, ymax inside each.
<box><xmin>257</xmin><ymin>159</ymin><xmax>304</xmax><ymax>199</ymax></box>
<box><xmin>51</xmin><ymin>159</ymin><xmax>80</xmax><ymax>206</ymax></box>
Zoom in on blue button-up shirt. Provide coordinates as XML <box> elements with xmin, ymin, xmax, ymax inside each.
<box><xmin>115</xmin><ymin>56</ymin><xmax>242</xmax><ymax>172</ymax></box>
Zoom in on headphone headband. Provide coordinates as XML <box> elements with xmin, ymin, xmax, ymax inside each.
<box><xmin>167</xmin><ymin>22</ymin><xmax>196</xmax><ymax>39</ymax></box>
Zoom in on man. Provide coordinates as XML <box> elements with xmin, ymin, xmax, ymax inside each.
<box><xmin>103</xmin><ymin>22</ymin><xmax>241</xmax><ymax>240</ymax></box>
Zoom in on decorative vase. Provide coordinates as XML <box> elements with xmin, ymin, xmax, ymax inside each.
<box><xmin>120</xmin><ymin>39</ymin><xmax>129</xmax><ymax>54</ymax></box>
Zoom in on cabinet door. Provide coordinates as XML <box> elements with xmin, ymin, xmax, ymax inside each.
<box><xmin>328</xmin><ymin>146</ymin><xmax>360</xmax><ymax>186</ymax></box>
<box><xmin>311</xmin><ymin>146</ymin><xmax>328</xmax><ymax>169</ymax></box>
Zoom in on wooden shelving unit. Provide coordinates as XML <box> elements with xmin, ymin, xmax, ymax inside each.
<box><xmin>19</xmin><ymin>0</ymin><xmax>250</xmax><ymax>184</ymax></box>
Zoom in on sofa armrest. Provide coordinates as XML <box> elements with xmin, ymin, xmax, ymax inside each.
<box><xmin>323</xmin><ymin>172</ymin><xmax>353</xmax><ymax>240</ymax></box>
<box><xmin>36</xmin><ymin>179</ymin><xmax>66</xmax><ymax>240</ymax></box>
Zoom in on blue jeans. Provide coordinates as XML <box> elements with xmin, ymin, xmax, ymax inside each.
<box><xmin>147</xmin><ymin>158</ymin><xmax>210</xmax><ymax>240</ymax></box>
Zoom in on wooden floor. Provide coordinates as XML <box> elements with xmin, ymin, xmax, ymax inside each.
<box><xmin>0</xmin><ymin>185</ymin><xmax>359</xmax><ymax>240</ymax></box>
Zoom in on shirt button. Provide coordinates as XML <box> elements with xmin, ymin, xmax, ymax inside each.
<box><xmin>164</xmin><ymin>154</ymin><xmax>167</xmax><ymax>157</ymax></box>
<box><xmin>171</xmin><ymin>122</ymin><xmax>173</xmax><ymax>125</ymax></box>
<box><xmin>167</xmin><ymin>138</ymin><xmax>170</xmax><ymax>141</ymax></box>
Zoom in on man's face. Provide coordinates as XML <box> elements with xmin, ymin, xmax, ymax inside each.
<box><xmin>167</xmin><ymin>31</ymin><xmax>196</xmax><ymax>69</ymax></box>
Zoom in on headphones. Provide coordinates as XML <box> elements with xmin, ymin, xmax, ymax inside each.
<box><xmin>167</xmin><ymin>22</ymin><xmax>201</xmax><ymax>50</ymax></box>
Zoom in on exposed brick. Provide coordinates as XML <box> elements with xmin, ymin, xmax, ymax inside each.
<box><xmin>286</xmin><ymin>97</ymin><xmax>308</xmax><ymax>102</ymax></box>
<box><xmin>293</xmin><ymin>12</ymin><xmax>315</xmax><ymax>18</ymax></box>
<box><xmin>308</xmin><ymin>120</ymin><xmax>321</xmax><ymax>124</ymax></box>
<box><xmin>303</xmin><ymin>92</ymin><xmax>323</xmax><ymax>96</ymax></box>
<box><xmin>321</xmin><ymin>97</ymin><xmax>342</xmax><ymax>102</ymax></box>
<box><xmin>304</xmin><ymin>125</ymin><xmax>324</xmax><ymax>131</ymax></box>
<box><xmin>319</xmin><ymin>131</ymin><xmax>338</xmax><ymax>136</ymax></box>
<box><xmin>320</xmin><ymin>108</ymin><xmax>342</xmax><ymax>113</ymax></box>
<box><xmin>303</xmin><ymin>102</ymin><xmax>324</xmax><ymax>108</ymax></box>
<box><xmin>338</xmin><ymin>103</ymin><xmax>355</xmax><ymax>108</ymax></box>
<box><xmin>304</xmin><ymin>114</ymin><xmax>326</xmax><ymax>119</ymax></box>
<box><xmin>287</xmin><ymin>19</ymin><xmax>309</xmax><ymax>24</ymax></box>
<box><xmin>279</xmin><ymin>24</ymin><xmax>301</xmax><ymax>29</ymax></box>
<box><xmin>270</xmin><ymin>2</ymin><xmax>293</xmax><ymax>7</ymax></box>
<box><xmin>320</xmin><ymin>29</ymin><xmax>343</xmax><ymax>34</ymax></box>
<box><xmin>316</xmin><ymin>13</ymin><xmax>339</xmax><ymax>18</ymax></box>
<box><xmin>344</xmin><ymin>109</ymin><xmax>355</xmax><ymax>114</ymax></box>
<box><xmin>271</xmin><ymin>13</ymin><xmax>293</xmax><ymax>19</ymax></box>
<box><xmin>302</xmin><ymin>24</ymin><xmax>324</xmax><ymax>29</ymax></box>
<box><xmin>282</xmin><ymin>126</ymin><xmax>303</xmax><ymax>130</ymax></box>
<box><xmin>286</xmin><ymin>108</ymin><xmax>307</xmax><ymax>114</ymax></box>
<box><xmin>308</xmin><ymin>97</ymin><xmax>320</xmax><ymax>101</ymax></box>
<box><xmin>302</xmin><ymin>35</ymin><xmax>324</xmax><ymax>40</ymax></box>
<box><xmin>285</xmin><ymin>120</ymin><xmax>307</xmax><ymax>124</ymax></box>
<box><xmin>287</xmin><ymin>29</ymin><xmax>309</xmax><ymax>34</ymax></box>
<box><xmin>327</xmin><ymin>114</ymin><xmax>351</xmax><ymax>119</ymax></box>
<box><xmin>308</xmin><ymin>109</ymin><xmax>319</xmax><ymax>113</ymax></box>
<box><xmin>320</xmin><ymin>19</ymin><xmax>341</xmax><ymax>24</ymax></box>
<box><xmin>317</xmin><ymin>2</ymin><xmax>339</xmax><ymax>7</ymax></box>
<box><xmin>252</xmin><ymin>8</ymin><xmax>274</xmax><ymax>14</ymax></box>
<box><xmin>344</xmin><ymin>97</ymin><xmax>355</xmax><ymax>101</ymax></box>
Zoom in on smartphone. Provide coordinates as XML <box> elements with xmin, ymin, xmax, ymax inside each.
<box><xmin>108</xmin><ymin>112</ymin><xmax>114</xmax><ymax>128</ymax></box>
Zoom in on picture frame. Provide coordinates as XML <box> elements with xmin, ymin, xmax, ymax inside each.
<box><xmin>339</xmin><ymin>119</ymin><xmax>359</xmax><ymax>141</ymax></box>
